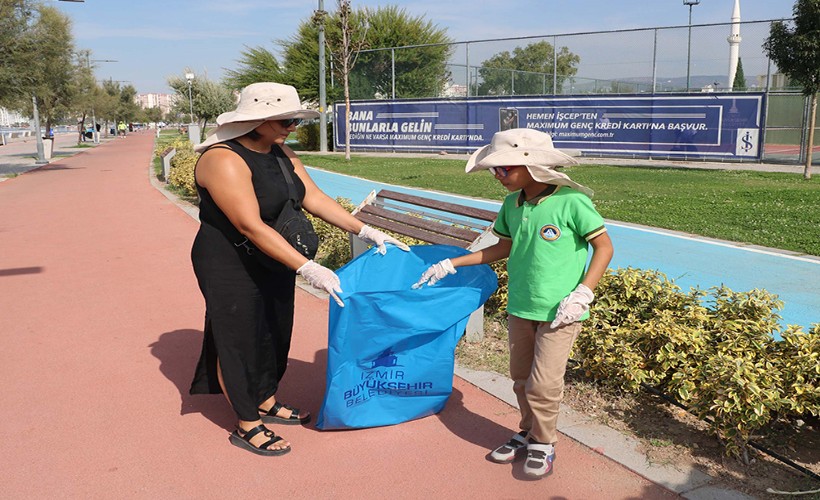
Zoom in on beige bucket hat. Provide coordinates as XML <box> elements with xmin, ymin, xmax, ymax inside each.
<box><xmin>194</xmin><ymin>82</ymin><xmax>319</xmax><ymax>153</ymax></box>
<box><xmin>465</xmin><ymin>128</ymin><xmax>593</xmax><ymax>197</ymax></box>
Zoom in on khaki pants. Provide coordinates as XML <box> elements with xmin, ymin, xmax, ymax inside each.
<box><xmin>508</xmin><ymin>314</ymin><xmax>581</xmax><ymax>444</ymax></box>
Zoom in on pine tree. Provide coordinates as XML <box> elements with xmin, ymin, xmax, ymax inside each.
<box><xmin>732</xmin><ymin>58</ymin><xmax>747</xmax><ymax>91</ymax></box>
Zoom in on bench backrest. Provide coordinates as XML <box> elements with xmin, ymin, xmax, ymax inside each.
<box><xmin>352</xmin><ymin>189</ymin><xmax>498</xmax><ymax>249</ymax></box>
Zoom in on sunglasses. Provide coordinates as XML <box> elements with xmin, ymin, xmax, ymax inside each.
<box><xmin>488</xmin><ymin>166</ymin><xmax>517</xmax><ymax>177</ymax></box>
<box><xmin>278</xmin><ymin>118</ymin><xmax>302</xmax><ymax>128</ymax></box>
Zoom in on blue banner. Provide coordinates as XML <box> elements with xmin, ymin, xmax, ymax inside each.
<box><xmin>333</xmin><ymin>93</ymin><xmax>765</xmax><ymax>160</ymax></box>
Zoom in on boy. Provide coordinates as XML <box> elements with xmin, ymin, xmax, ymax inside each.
<box><xmin>414</xmin><ymin>129</ymin><xmax>613</xmax><ymax>478</ymax></box>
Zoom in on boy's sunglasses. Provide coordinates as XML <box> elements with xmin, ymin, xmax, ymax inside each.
<box><xmin>488</xmin><ymin>166</ymin><xmax>517</xmax><ymax>177</ymax></box>
<box><xmin>279</xmin><ymin>118</ymin><xmax>302</xmax><ymax>128</ymax></box>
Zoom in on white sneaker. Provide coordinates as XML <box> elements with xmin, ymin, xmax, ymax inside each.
<box><xmin>488</xmin><ymin>431</ymin><xmax>528</xmax><ymax>463</ymax></box>
<box><xmin>523</xmin><ymin>443</ymin><xmax>555</xmax><ymax>478</ymax></box>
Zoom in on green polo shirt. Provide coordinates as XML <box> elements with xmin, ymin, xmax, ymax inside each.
<box><xmin>492</xmin><ymin>185</ymin><xmax>606</xmax><ymax>322</ymax></box>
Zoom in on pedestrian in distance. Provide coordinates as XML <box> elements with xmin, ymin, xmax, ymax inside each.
<box><xmin>414</xmin><ymin>128</ymin><xmax>614</xmax><ymax>479</ymax></box>
<box><xmin>189</xmin><ymin>82</ymin><xmax>409</xmax><ymax>457</ymax></box>
<box><xmin>117</xmin><ymin>121</ymin><xmax>127</xmax><ymax>138</ymax></box>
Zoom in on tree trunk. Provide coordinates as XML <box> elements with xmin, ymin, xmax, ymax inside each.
<box><xmin>343</xmin><ymin>51</ymin><xmax>351</xmax><ymax>161</ymax></box>
<box><xmin>804</xmin><ymin>92</ymin><xmax>816</xmax><ymax>180</ymax></box>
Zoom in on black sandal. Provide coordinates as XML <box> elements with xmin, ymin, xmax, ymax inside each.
<box><xmin>229</xmin><ymin>424</ymin><xmax>291</xmax><ymax>456</ymax></box>
<box><xmin>258</xmin><ymin>402</ymin><xmax>311</xmax><ymax>426</ymax></box>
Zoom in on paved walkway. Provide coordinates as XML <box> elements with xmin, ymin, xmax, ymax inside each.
<box><xmin>0</xmin><ymin>133</ymin><xmax>758</xmax><ymax>499</ymax></box>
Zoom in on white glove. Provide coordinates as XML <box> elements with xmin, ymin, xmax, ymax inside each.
<box><xmin>357</xmin><ymin>225</ymin><xmax>410</xmax><ymax>254</ymax></box>
<box><xmin>297</xmin><ymin>260</ymin><xmax>344</xmax><ymax>307</ymax></box>
<box><xmin>412</xmin><ymin>259</ymin><xmax>456</xmax><ymax>289</ymax></box>
<box><xmin>550</xmin><ymin>283</ymin><xmax>594</xmax><ymax>328</ymax></box>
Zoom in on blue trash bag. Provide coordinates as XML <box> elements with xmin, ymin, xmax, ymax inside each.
<box><xmin>315</xmin><ymin>244</ymin><xmax>498</xmax><ymax>430</ymax></box>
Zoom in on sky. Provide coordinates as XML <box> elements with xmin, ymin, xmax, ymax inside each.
<box><xmin>50</xmin><ymin>0</ymin><xmax>795</xmax><ymax>94</ymax></box>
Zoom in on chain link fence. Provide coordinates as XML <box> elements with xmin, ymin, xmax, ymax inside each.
<box><xmin>346</xmin><ymin>19</ymin><xmax>816</xmax><ymax>163</ymax></box>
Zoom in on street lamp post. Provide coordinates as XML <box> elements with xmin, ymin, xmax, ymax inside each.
<box><xmin>317</xmin><ymin>1</ymin><xmax>328</xmax><ymax>152</ymax></box>
<box><xmin>684</xmin><ymin>0</ymin><xmax>700</xmax><ymax>92</ymax></box>
<box><xmin>185</xmin><ymin>72</ymin><xmax>195</xmax><ymax>125</ymax></box>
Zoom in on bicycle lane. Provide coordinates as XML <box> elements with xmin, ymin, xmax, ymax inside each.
<box><xmin>306</xmin><ymin>167</ymin><xmax>820</xmax><ymax>337</ymax></box>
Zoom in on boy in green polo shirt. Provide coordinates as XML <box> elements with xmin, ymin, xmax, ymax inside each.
<box><xmin>414</xmin><ymin>128</ymin><xmax>613</xmax><ymax>479</ymax></box>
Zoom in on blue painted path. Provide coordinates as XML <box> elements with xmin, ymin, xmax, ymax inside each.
<box><xmin>307</xmin><ymin>167</ymin><xmax>820</xmax><ymax>336</ymax></box>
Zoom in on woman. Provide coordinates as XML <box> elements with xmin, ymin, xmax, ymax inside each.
<box><xmin>189</xmin><ymin>82</ymin><xmax>407</xmax><ymax>456</ymax></box>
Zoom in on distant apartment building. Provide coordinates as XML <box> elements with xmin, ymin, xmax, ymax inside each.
<box><xmin>0</xmin><ymin>107</ymin><xmax>27</xmax><ymax>127</ymax></box>
<box><xmin>135</xmin><ymin>93</ymin><xmax>177</xmax><ymax>115</ymax></box>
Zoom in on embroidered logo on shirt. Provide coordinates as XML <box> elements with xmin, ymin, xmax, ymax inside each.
<box><xmin>540</xmin><ymin>225</ymin><xmax>561</xmax><ymax>241</ymax></box>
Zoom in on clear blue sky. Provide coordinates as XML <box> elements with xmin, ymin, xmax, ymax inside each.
<box><xmin>51</xmin><ymin>0</ymin><xmax>794</xmax><ymax>94</ymax></box>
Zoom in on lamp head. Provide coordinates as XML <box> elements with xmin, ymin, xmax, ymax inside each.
<box><xmin>683</xmin><ymin>0</ymin><xmax>700</xmax><ymax>5</ymax></box>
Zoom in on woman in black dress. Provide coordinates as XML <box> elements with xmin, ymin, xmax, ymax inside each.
<box><xmin>189</xmin><ymin>82</ymin><xmax>408</xmax><ymax>456</ymax></box>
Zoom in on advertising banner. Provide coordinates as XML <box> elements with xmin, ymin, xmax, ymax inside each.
<box><xmin>333</xmin><ymin>93</ymin><xmax>765</xmax><ymax>160</ymax></box>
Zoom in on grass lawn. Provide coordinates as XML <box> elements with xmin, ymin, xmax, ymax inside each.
<box><xmin>302</xmin><ymin>154</ymin><xmax>820</xmax><ymax>256</ymax></box>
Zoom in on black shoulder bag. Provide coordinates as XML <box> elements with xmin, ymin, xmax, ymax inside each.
<box><xmin>267</xmin><ymin>153</ymin><xmax>319</xmax><ymax>260</ymax></box>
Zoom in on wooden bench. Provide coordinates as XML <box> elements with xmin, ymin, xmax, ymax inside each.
<box><xmin>350</xmin><ymin>189</ymin><xmax>500</xmax><ymax>341</ymax></box>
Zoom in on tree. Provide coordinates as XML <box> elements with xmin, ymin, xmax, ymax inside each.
<box><xmin>732</xmin><ymin>57</ymin><xmax>747</xmax><ymax>91</ymax></box>
<box><xmin>476</xmin><ymin>41</ymin><xmax>580</xmax><ymax>96</ymax></box>
<box><xmin>142</xmin><ymin>106</ymin><xmax>164</xmax><ymax>126</ymax></box>
<box><xmin>223</xmin><ymin>46</ymin><xmax>284</xmax><ymax>91</ymax></box>
<box><xmin>238</xmin><ymin>4</ymin><xmax>451</xmax><ymax>104</ymax></box>
<box><xmin>168</xmin><ymin>72</ymin><xmax>235</xmax><ymax>138</ymax></box>
<box><xmin>325</xmin><ymin>0</ymin><xmax>369</xmax><ymax>160</ymax></box>
<box><xmin>347</xmin><ymin>6</ymin><xmax>453</xmax><ymax>100</ymax></box>
<box><xmin>73</xmin><ymin>50</ymin><xmax>101</xmax><ymax>143</ymax></box>
<box><xmin>0</xmin><ymin>0</ymin><xmax>37</xmax><ymax>106</ymax></box>
<box><xmin>22</xmin><ymin>4</ymin><xmax>77</xmax><ymax>134</ymax></box>
<box><xmin>764</xmin><ymin>0</ymin><xmax>820</xmax><ymax>179</ymax></box>
<box><xmin>99</xmin><ymin>79</ymin><xmax>140</xmax><ymax>125</ymax></box>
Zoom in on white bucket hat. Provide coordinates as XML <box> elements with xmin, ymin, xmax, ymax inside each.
<box><xmin>194</xmin><ymin>82</ymin><xmax>319</xmax><ymax>153</ymax></box>
<box><xmin>465</xmin><ymin>128</ymin><xmax>593</xmax><ymax>197</ymax></box>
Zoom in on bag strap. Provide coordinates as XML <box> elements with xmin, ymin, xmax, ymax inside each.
<box><xmin>271</xmin><ymin>147</ymin><xmax>302</xmax><ymax>209</ymax></box>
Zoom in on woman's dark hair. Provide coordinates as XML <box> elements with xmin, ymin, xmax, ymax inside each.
<box><xmin>244</xmin><ymin>129</ymin><xmax>262</xmax><ymax>140</ymax></box>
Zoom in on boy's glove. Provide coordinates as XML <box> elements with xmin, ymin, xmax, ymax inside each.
<box><xmin>358</xmin><ymin>225</ymin><xmax>410</xmax><ymax>255</ymax></box>
<box><xmin>550</xmin><ymin>283</ymin><xmax>594</xmax><ymax>328</ymax></box>
<box><xmin>412</xmin><ymin>259</ymin><xmax>456</xmax><ymax>289</ymax></box>
<box><xmin>297</xmin><ymin>260</ymin><xmax>344</xmax><ymax>307</ymax></box>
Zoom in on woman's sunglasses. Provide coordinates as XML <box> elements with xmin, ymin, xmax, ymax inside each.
<box><xmin>279</xmin><ymin>118</ymin><xmax>302</xmax><ymax>128</ymax></box>
<box><xmin>488</xmin><ymin>166</ymin><xmax>517</xmax><ymax>177</ymax></box>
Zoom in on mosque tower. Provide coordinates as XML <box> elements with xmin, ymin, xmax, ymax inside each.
<box><xmin>727</xmin><ymin>0</ymin><xmax>742</xmax><ymax>88</ymax></box>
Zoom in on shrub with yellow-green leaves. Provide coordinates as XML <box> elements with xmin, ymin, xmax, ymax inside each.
<box><xmin>773</xmin><ymin>325</ymin><xmax>820</xmax><ymax>417</ymax></box>
<box><xmin>576</xmin><ymin>267</ymin><xmax>819</xmax><ymax>460</ymax></box>
<box><xmin>167</xmin><ymin>139</ymin><xmax>199</xmax><ymax>198</ymax></box>
<box><xmin>305</xmin><ymin>198</ymin><xmax>356</xmax><ymax>270</ymax></box>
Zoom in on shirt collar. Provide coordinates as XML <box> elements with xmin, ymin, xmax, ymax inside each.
<box><xmin>516</xmin><ymin>184</ymin><xmax>559</xmax><ymax>207</ymax></box>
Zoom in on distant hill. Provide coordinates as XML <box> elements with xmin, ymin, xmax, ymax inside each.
<box><xmin>614</xmin><ymin>75</ymin><xmax>753</xmax><ymax>91</ymax></box>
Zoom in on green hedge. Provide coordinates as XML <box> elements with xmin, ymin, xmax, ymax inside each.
<box><xmin>576</xmin><ymin>267</ymin><xmax>819</xmax><ymax>458</ymax></box>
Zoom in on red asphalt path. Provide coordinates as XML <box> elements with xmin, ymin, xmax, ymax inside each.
<box><xmin>0</xmin><ymin>132</ymin><xmax>678</xmax><ymax>499</ymax></box>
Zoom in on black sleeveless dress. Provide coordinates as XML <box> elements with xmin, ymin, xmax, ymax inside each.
<box><xmin>189</xmin><ymin>140</ymin><xmax>308</xmax><ymax>422</ymax></box>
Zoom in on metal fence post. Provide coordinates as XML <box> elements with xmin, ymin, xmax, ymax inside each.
<box><xmin>391</xmin><ymin>48</ymin><xmax>396</xmax><ymax>99</ymax></box>
<box><xmin>552</xmin><ymin>36</ymin><xmax>557</xmax><ymax>96</ymax></box>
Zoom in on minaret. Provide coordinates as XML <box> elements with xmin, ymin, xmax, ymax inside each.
<box><xmin>727</xmin><ymin>0</ymin><xmax>742</xmax><ymax>89</ymax></box>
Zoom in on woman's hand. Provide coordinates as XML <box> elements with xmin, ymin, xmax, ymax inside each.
<box><xmin>297</xmin><ymin>260</ymin><xmax>344</xmax><ymax>307</ymax></box>
<box><xmin>358</xmin><ymin>225</ymin><xmax>410</xmax><ymax>254</ymax></box>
